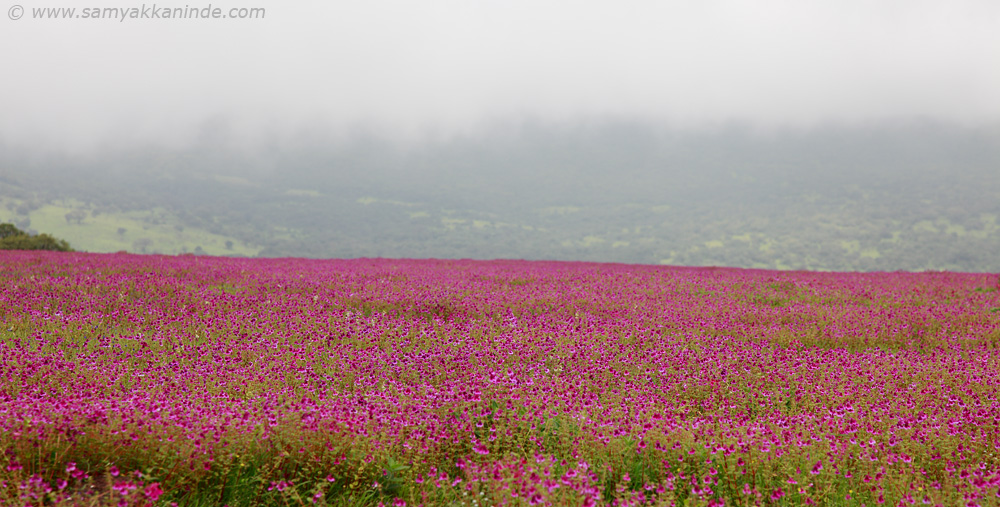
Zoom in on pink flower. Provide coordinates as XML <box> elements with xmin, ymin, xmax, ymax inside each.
<box><xmin>811</xmin><ymin>461</ymin><xmax>823</xmax><ymax>474</ymax></box>
<box><xmin>145</xmin><ymin>482</ymin><xmax>164</xmax><ymax>501</ymax></box>
<box><xmin>770</xmin><ymin>488</ymin><xmax>784</xmax><ymax>501</ymax></box>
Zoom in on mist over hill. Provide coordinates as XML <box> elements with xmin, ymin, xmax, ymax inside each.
<box><xmin>2</xmin><ymin>119</ymin><xmax>999</xmax><ymax>272</ymax></box>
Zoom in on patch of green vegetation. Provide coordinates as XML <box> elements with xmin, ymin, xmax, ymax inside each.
<box><xmin>881</xmin><ymin>230</ymin><xmax>904</xmax><ymax>243</ymax></box>
<box><xmin>944</xmin><ymin>223</ymin><xmax>967</xmax><ymax>236</ymax></box>
<box><xmin>441</xmin><ymin>217</ymin><xmax>466</xmax><ymax>230</ymax></box>
<box><xmin>860</xmin><ymin>248</ymin><xmax>881</xmax><ymax>259</ymax></box>
<box><xmin>0</xmin><ymin>222</ymin><xmax>72</xmax><ymax>251</ymax></box>
<box><xmin>912</xmin><ymin>220</ymin><xmax>938</xmax><ymax>233</ymax></box>
<box><xmin>838</xmin><ymin>240</ymin><xmax>881</xmax><ymax>259</ymax></box>
<box><xmin>840</xmin><ymin>240</ymin><xmax>860</xmax><ymax>254</ymax></box>
<box><xmin>975</xmin><ymin>214</ymin><xmax>1000</xmax><ymax>238</ymax></box>
<box><xmin>758</xmin><ymin>238</ymin><xmax>777</xmax><ymax>253</ymax></box>
<box><xmin>6</xmin><ymin>200</ymin><xmax>258</xmax><ymax>256</ymax></box>
<box><xmin>357</xmin><ymin>196</ymin><xmax>421</xmax><ymax>207</ymax></box>
<box><xmin>908</xmin><ymin>217</ymin><xmax>997</xmax><ymax>240</ymax></box>
<box><xmin>209</xmin><ymin>284</ymin><xmax>254</xmax><ymax>295</ymax></box>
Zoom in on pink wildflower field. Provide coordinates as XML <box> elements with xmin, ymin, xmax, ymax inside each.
<box><xmin>2</xmin><ymin>251</ymin><xmax>1000</xmax><ymax>507</ymax></box>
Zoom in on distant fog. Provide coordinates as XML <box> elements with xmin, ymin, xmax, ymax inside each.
<box><xmin>2</xmin><ymin>0</ymin><xmax>999</xmax><ymax>153</ymax></box>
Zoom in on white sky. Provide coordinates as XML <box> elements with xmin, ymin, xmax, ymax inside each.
<box><xmin>1</xmin><ymin>0</ymin><xmax>999</xmax><ymax>150</ymax></box>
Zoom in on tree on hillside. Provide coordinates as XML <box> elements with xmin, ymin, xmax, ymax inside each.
<box><xmin>0</xmin><ymin>223</ymin><xmax>23</xmax><ymax>239</ymax></box>
<box><xmin>64</xmin><ymin>209</ymin><xmax>87</xmax><ymax>224</ymax></box>
<box><xmin>132</xmin><ymin>238</ymin><xmax>152</xmax><ymax>253</ymax></box>
<box><xmin>0</xmin><ymin>223</ymin><xmax>73</xmax><ymax>251</ymax></box>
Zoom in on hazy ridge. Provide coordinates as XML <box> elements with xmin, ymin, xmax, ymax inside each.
<box><xmin>2</xmin><ymin>119</ymin><xmax>998</xmax><ymax>272</ymax></box>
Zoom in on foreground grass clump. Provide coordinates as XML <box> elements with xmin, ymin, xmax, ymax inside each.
<box><xmin>2</xmin><ymin>252</ymin><xmax>1000</xmax><ymax>506</ymax></box>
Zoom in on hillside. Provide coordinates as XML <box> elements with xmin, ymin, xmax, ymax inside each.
<box><xmin>2</xmin><ymin>120</ymin><xmax>998</xmax><ymax>271</ymax></box>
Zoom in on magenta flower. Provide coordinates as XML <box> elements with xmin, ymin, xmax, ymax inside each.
<box><xmin>3</xmin><ymin>252</ymin><xmax>998</xmax><ymax>506</ymax></box>
<box><xmin>770</xmin><ymin>488</ymin><xmax>784</xmax><ymax>501</ymax></box>
<box><xmin>145</xmin><ymin>482</ymin><xmax>164</xmax><ymax>501</ymax></box>
<box><xmin>811</xmin><ymin>461</ymin><xmax>823</xmax><ymax>474</ymax></box>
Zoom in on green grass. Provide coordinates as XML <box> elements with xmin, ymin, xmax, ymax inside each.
<box><xmin>2</xmin><ymin>198</ymin><xmax>259</xmax><ymax>256</ymax></box>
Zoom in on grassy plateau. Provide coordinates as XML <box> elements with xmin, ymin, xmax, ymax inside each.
<box><xmin>2</xmin><ymin>252</ymin><xmax>1000</xmax><ymax>506</ymax></box>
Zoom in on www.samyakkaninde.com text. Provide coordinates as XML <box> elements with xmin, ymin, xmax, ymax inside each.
<box><xmin>26</xmin><ymin>5</ymin><xmax>265</xmax><ymax>21</ymax></box>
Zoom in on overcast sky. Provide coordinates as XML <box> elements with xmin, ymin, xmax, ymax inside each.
<box><xmin>2</xmin><ymin>0</ymin><xmax>999</xmax><ymax>150</ymax></box>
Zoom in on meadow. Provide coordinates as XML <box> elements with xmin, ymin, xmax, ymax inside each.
<box><xmin>2</xmin><ymin>251</ymin><xmax>1000</xmax><ymax>506</ymax></box>
<box><xmin>1</xmin><ymin>197</ymin><xmax>259</xmax><ymax>257</ymax></box>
